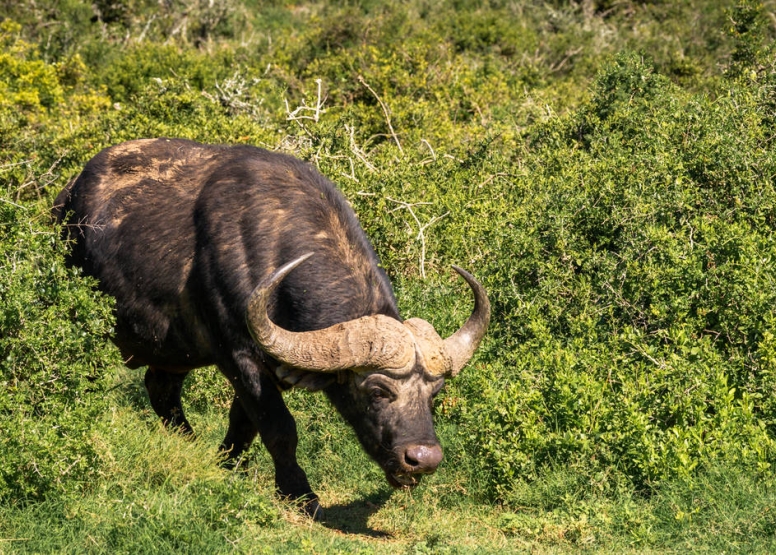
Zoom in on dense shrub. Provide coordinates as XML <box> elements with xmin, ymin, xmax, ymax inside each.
<box><xmin>0</xmin><ymin>18</ymin><xmax>120</xmax><ymax>502</ymax></box>
<box><xmin>460</xmin><ymin>52</ymin><xmax>776</xmax><ymax>499</ymax></box>
<box><xmin>0</xmin><ymin>197</ymin><xmax>119</xmax><ymax>500</ymax></box>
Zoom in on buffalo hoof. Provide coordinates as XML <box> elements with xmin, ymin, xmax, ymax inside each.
<box><xmin>303</xmin><ymin>496</ymin><xmax>324</xmax><ymax>521</ymax></box>
<box><xmin>219</xmin><ymin>453</ymin><xmax>250</xmax><ymax>473</ymax></box>
<box><xmin>282</xmin><ymin>493</ymin><xmax>323</xmax><ymax>521</ymax></box>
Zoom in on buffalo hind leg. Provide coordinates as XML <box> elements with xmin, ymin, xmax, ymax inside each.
<box><xmin>219</xmin><ymin>396</ymin><xmax>259</xmax><ymax>468</ymax></box>
<box><xmin>144</xmin><ymin>367</ymin><xmax>194</xmax><ymax>435</ymax></box>
<box><xmin>221</xmin><ymin>357</ymin><xmax>320</xmax><ymax>519</ymax></box>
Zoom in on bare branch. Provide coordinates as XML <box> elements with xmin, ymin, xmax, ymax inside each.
<box><xmin>358</xmin><ymin>75</ymin><xmax>403</xmax><ymax>154</ymax></box>
<box><xmin>420</xmin><ymin>139</ymin><xmax>436</xmax><ymax>160</ymax></box>
<box><xmin>386</xmin><ymin>197</ymin><xmax>449</xmax><ymax>279</ymax></box>
<box><xmin>285</xmin><ymin>78</ymin><xmax>326</xmax><ymax>123</ymax></box>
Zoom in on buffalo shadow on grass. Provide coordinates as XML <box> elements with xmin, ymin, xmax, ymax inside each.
<box><xmin>320</xmin><ymin>490</ymin><xmax>394</xmax><ymax>537</ymax></box>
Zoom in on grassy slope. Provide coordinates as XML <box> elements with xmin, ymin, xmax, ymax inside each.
<box><xmin>2</xmin><ymin>0</ymin><xmax>776</xmax><ymax>552</ymax></box>
<box><xmin>4</xmin><ymin>395</ymin><xmax>776</xmax><ymax>553</ymax></box>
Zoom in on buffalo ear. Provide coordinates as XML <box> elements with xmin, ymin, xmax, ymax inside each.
<box><xmin>294</xmin><ymin>373</ymin><xmax>337</xmax><ymax>391</ymax></box>
<box><xmin>275</xmin><ymin>364</ymin><xmax>336</xmax><ymax>391</ymax></box>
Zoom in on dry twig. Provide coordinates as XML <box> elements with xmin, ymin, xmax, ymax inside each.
<box><xmin>387</xmin><ymin>197</ymin><xmax>449</xmax><ymax>279</ymax></box>
<box><xmin>358</xmin><ymin>75</ymin><xmax>404</xmax><ymax>154</ymax></box>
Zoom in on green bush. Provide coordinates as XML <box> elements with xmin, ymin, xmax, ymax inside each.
<box><xmin>0</xmin><ymin>21</ymin><xmax>122</xmax><ymax>503</ymax></box>
<box><xmin>460</xmin><ymin>52</ymin><xmax>776</xmax><ymax>500</ymax></box>
<box><xmin>0</xmin><ymin>198</ymin><xmax>119</xmax><ymax>501</ymax></box>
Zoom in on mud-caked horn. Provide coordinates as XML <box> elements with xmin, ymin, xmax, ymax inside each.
<box><xmin>246</xmin><ymin>253</ymin><xmax>416</xmax><ymax>373</ymax></box>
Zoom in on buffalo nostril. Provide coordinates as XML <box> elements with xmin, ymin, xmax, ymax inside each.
<box><xmin>403</xmin><ymin>444</ymin><xmax>443</xmax><ymax>472</ymax></box>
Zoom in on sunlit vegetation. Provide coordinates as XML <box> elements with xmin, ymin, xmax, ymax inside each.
<box><xmin>2</xmin><ymin>1</ymin><xmax>776</xmax><ymax>551</ymax></box>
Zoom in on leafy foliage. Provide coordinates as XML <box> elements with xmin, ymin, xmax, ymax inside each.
<box><xmin>462</xmin><ymin>51</ymin><xmax>776</xmax><ymax>498</ymax></box>
<box><xmin>0</xmin><ymin>198</ymin><xmax>119</xmax><ymax>500</ymax></box>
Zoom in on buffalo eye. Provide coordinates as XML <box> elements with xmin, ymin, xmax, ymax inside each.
<box><xmin>369</xmin><ymin>386</ymin><xmax>393</xmax><ymax>404</ymax></box>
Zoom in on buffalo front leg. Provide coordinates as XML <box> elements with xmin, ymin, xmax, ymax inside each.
<box><xmin>221</xmin><ymin>356</ymin><xmax>320</xmax><ymax>518</ymax></box>
<box><xmin>144</xmin><ymin>367</ymin><xmax>194</xmax><ymax>435</ymax></box>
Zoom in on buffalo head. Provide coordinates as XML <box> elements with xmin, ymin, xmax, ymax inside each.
<box><xmin>246</xmin><ymin>252</ymin><xmax>490</xmax><ymax>488</ymax></box>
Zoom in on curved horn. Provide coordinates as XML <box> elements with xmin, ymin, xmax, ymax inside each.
<box><xmin>246</xmin><ymin>253</ymin><xmax>415</xmax><ymax>373</ymax></box>
<box><xmin>443</xmin><ymin>266</ymin><xmax>491</xmax><ymax>377</ymax></box>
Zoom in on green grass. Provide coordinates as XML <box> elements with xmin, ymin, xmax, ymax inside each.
<box><xmin>4</xmin><ymin>372</ymin><xmax>776</xmax><ymax>553</ymax></box>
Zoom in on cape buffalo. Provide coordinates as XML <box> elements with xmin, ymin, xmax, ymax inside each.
<box><xmin>53</xmin><ymin>138</ymin><xmax>490</xmax><ymax>516</ymax></box>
